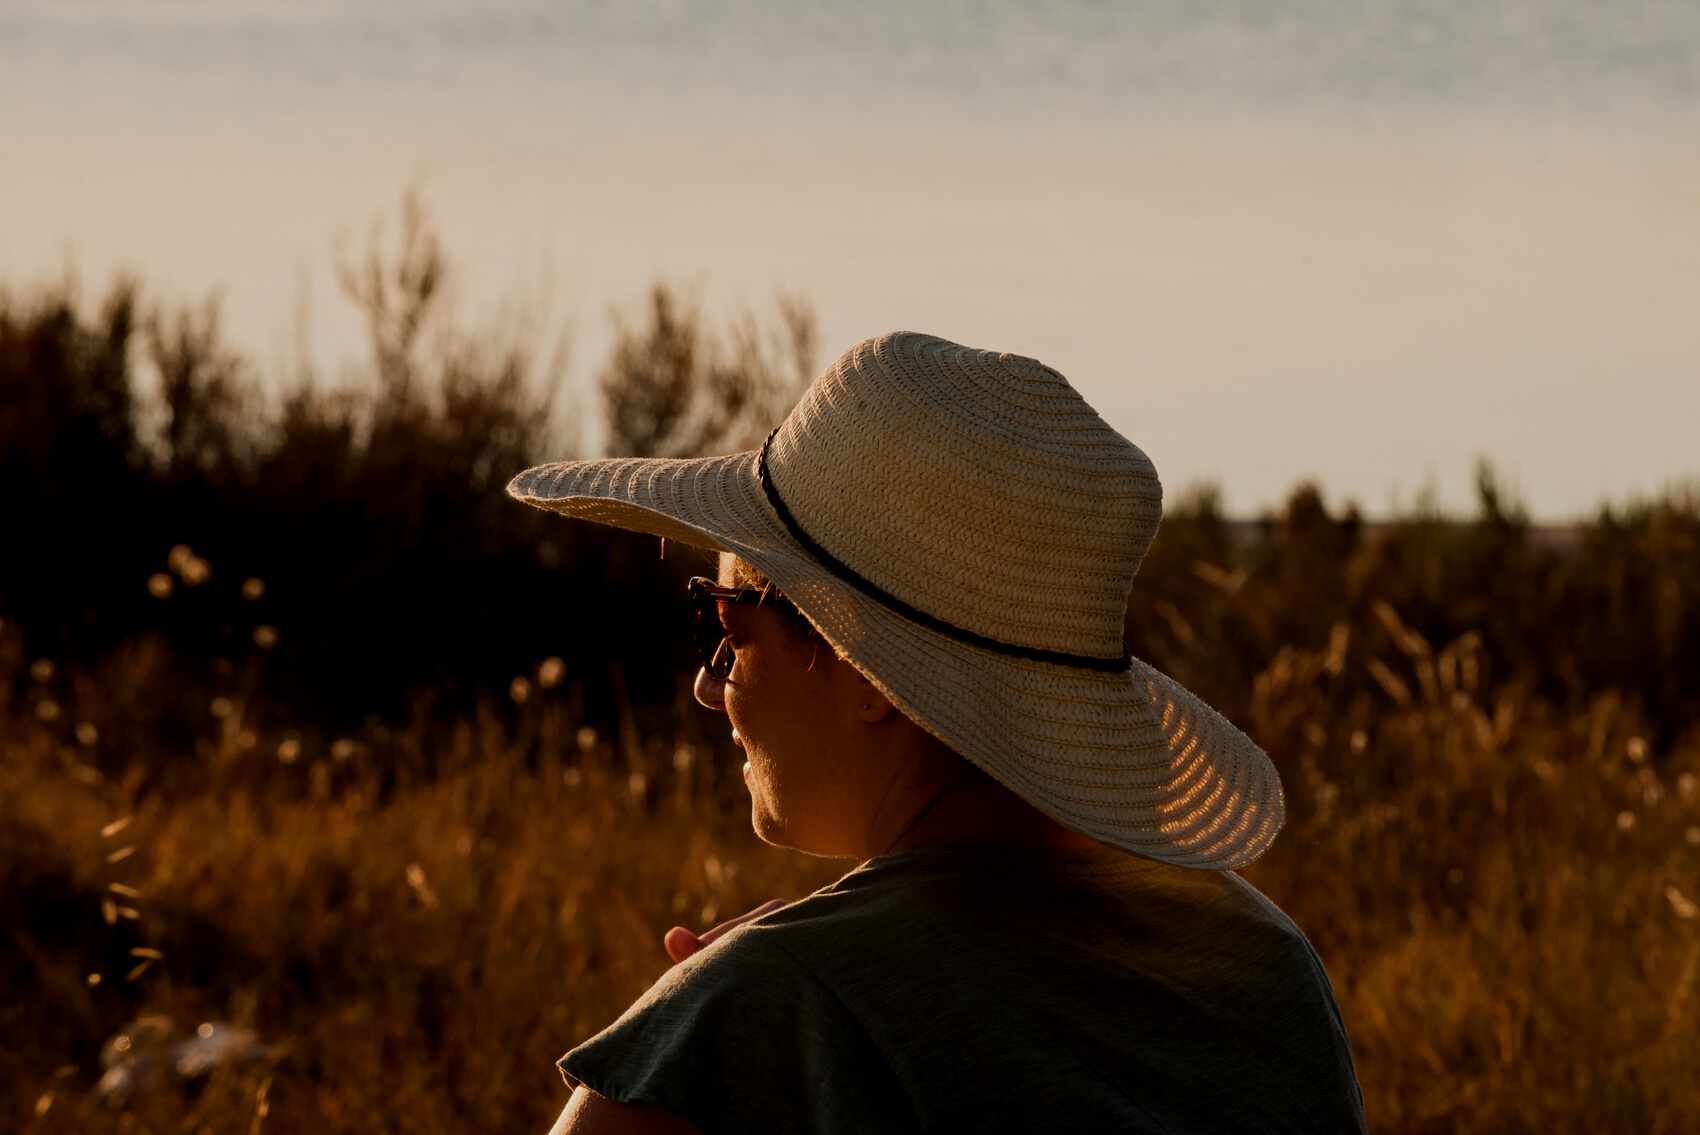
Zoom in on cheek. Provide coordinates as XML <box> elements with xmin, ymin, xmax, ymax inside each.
<box><xmin>736</xmin><ymin>723</ymin><xmax>789</xmax><ymax>806</ymax></box>
<box><xmin>724</xmin><ymin>685</ymin><xmax>778</xmax><ymax>780</ymax></box>
<box><xmin>718</xmin><ymin>633</ymin><xmax>853</xmax><ymax>848</ymax></box>
<box><xmin>727</xmin><ymin>687</ymin><xmax>814</xmax><ymax>835</ymax></box>
<box><xmin>722</xmin><ymin>654</ymin><xmax>802</xmax><ymax>752</ymax></box>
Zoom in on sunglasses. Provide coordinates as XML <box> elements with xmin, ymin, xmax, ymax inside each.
<box><xmin>687</xmin><ymin>575</ymin><xmax>797</xmax><ymax>680</ymax></box>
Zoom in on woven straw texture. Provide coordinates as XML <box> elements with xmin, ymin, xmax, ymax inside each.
<box><xmin>508</xmin><ymin>333</ymin><xmax>1284</xmax><ymax>869</ymax></box>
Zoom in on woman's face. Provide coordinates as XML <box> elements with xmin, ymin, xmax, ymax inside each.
<box><xmin>692</xmin><ymin>557</ymin><xmax>1082</xmax><ymax>860</ymax></box>
<box><xmin>693</xmin><ymin>558</ymin><xmax>878</xmax><ymax>857</ymax></box>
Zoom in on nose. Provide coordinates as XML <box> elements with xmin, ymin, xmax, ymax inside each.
<box><xmin>693</xmin><ymin>666</ymin><xmax>727</xmax><ymax>711</ymax></box>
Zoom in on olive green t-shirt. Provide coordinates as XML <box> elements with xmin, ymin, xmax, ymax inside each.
<box><xmin>561</xmin><ymin>846</ymin><xmax>1366</xmax><ymax>1134</ymax></box>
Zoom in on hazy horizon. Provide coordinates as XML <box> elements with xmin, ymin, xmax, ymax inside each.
<box><xmin>4</xmin><ymin>0</ymin><xmax>1698</xmax><ymax>518</ymax></box>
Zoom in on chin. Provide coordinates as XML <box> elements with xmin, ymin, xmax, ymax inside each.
<box><xmin>748</xmin><ymin>794</ymin><xmax>814</xmax><ymax>853</ymax></box>
<box><xmin>744</xmin><ymin>762</ymin><xmax>785</xmax><ymax>845</ymax></box>
<box><xmin>751</xmin><ymin>819</ymin><xmax>781</xmax><ymax>845</ymax></box>
<box><xmin>750</xmin><ymin>808</ymin><xmax>848</xmax><ymax>859</ymax></box>
<box><xmin>750</xmin><ymin>805</ymin><xmax>790</xmax><ymax>849</ymax></box>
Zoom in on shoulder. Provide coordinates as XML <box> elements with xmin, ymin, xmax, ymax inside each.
<box><xmin>574</xmin><ymin>924</ymin><xmax>845</xmax><ymax>1062</ymax></box>
<box><xmin>562</xmin><ymin>912</ymin><xmax>915</xmax><ymax>1134</ymax></box>
<box><xmin>732</xmin><ymin>848</ymin><xmax>1361</xmax><ymax>1132</ymax></box>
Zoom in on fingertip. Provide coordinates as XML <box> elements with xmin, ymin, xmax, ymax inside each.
<box><xmin>663</xmin><ymin>926</ymin><xmax>700</xmax><ymax>963</ymax></box>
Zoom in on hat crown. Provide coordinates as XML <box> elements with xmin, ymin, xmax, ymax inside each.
<box><xmin>767</xmin><ymin>333</ymin><xmax>1162</xmax><ymax>661</ymax></box>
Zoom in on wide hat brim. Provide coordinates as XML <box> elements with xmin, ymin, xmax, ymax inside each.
<box><xmin>508</xmin><ymin>449</ymin><xmax>1285</xmax><ymax>870</ymax></box>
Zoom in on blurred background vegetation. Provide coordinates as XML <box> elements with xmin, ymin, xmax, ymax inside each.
<box><xmin>3</xmin><ymin>199</ymin><xmax>1698</xmax><ymax>1133</ymax></box>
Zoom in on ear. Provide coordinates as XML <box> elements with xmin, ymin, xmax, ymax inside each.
<box><xmin>856</xmin><ymin>675</ymin><xmax>896</xmax><ymax>723</ymax></box>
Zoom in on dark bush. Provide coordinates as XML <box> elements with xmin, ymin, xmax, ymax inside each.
<box><xmin>0</xmin><ymin>203</ymin><xmax>816</xmax><ymax>761</ymax></box>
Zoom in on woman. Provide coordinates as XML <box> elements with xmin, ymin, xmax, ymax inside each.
<box><xmin>511</xmin><ymin>333</ymin><xmax>1365</xmax><ymax>1134</ymax></box>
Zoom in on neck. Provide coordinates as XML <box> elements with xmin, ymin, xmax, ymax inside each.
<box><xmin>882</xmin><ymin>774</ymin><xmax>1103</xmax><ymax>857</ymax></box>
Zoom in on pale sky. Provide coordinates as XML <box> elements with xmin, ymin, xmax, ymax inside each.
<box><xmin>4</xmin><ymin>1</ymin><xmax>1697</xmax><ymax>517</ymax></box>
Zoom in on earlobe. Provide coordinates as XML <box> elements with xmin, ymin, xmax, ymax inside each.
<box><xmin>857</xmin><ymin>682</ymin><xmax>895</xmax><ymax>723</ymax></box>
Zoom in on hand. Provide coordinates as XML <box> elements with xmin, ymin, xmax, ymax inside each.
<box><xmin>663</xmin><ymin>898</ymin><xmax>790</xmax><ymax>963</ymax></box>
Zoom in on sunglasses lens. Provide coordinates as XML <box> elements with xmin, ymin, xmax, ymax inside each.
<box><xmin>690</xmin><ymin>584</ymin><xmax>732</xmax><ymax>679</ymax></box>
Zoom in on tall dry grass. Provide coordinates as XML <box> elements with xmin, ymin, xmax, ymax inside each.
<box><xmin>2</xmin><ymin>626</ymin><xmax>842</xmax><ymax>1132</ymax></box>
<box><xmin>6</xmin><ymin>538</ymin><xmax>1699</xmax><ymax>1133</ymax></box>
<box><xmin>1236</xmin><ymin>614</ymin><xmax>1700</xmax><ymax>1131</ymax></box>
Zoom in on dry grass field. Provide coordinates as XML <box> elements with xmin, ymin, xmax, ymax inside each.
<box><xmin>7</xmin><ymin>503</ymin><xmax>1699</xmax><ymax>1134</ymax></box>
<box><xmin>5</xmin><ymin>232</ymin><xmax>1700</xmax><ymax>1131</ymax></box>
<box><xmin>2</xmin><ymin>646</ymin><xmax>840</xmax><ymax>1133</ymax></box>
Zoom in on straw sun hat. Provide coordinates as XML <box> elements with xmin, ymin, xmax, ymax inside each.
<box><xmin>508</xmin><ymin>332</ymin><xmax>1283</xmax><ymax>869</ymax></box>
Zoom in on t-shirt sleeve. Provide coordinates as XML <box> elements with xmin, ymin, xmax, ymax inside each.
<box><xmin>559</xmin><ymin>928</ymin><xmax>915</xmax><ymax>1135</ymax></box>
